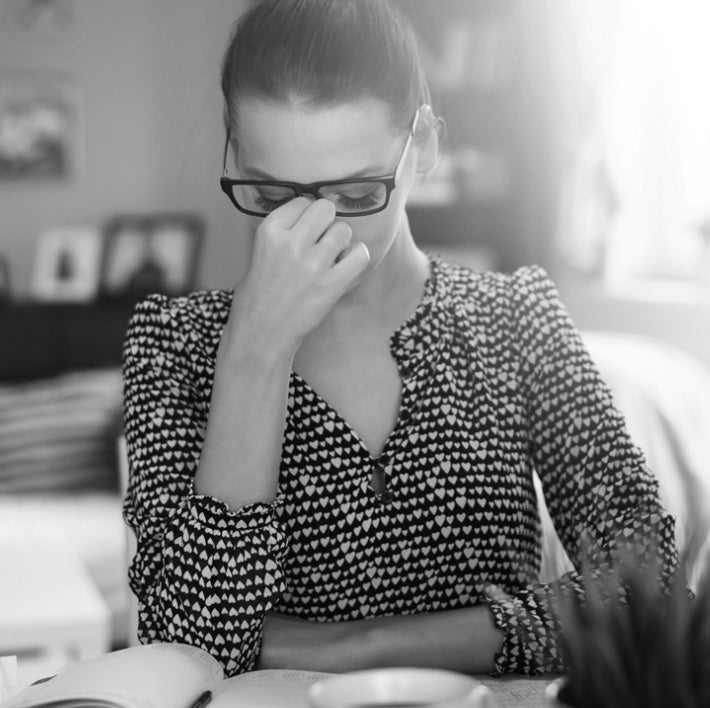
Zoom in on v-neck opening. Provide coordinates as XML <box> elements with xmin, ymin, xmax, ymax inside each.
<box><xmin>289</xmin><ymin>369</ymin><xmax>396</xmax><ymax>461</ymax></box>
<box><xmin>289</xmin><ymin>253</ymin><xmax>441</xmax><ymax>462</ymax></box>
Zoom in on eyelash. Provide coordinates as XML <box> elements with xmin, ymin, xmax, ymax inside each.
<box><xmin>337</xmin><ymin>193</ymin><xmax>379</xmax><ymax>210</ymax></box>
<box><xmin>253</xmin><ymin>195</ymin><xmax>291</xmax><ymax>212</ymax></box>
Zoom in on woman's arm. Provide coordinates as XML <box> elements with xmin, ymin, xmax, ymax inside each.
<box><xmin>484</xmin><ymin>266</ymin><xmax>679</xmax><ymax>675</ymax></box>
<box><xmin>193</xmin><ymin>335</ymin><xmax>293</xmax><ymax>509</ymax></box>
<box><xmin>124</xmin><ymin>198</ymin><xmax>369</xmax><ymax>676</ymax></box>
<box><xmin>194</xmin><ymin>196</ymin><xmax>368</xmax><ymax>510</ymax></box>
<box><xmin>257</xmin><ymin>606</ymin><xmax>504</xmax><ymax>675</ymax></box>
<box><xmin>123</xmin><ymin>296</ymin><xmax>289</xmax><ymax>676</ymax></box>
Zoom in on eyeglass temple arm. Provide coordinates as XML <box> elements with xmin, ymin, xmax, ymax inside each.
<box><xmin>222</xmin><ymin>130</ymin><xmax>231</xmax><ymax>175</ymax></box>
<box><xmin>394</xmin><ymin>108</ymin><xmax>420</xmax><ymax>183</ymax></box>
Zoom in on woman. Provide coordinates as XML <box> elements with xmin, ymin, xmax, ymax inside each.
<box><xmin>122</xmin><ymin>0</ymin><xmax>677</xmax><ymax>677</ymax></box>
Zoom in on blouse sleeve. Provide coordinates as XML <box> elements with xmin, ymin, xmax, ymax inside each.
<box><xmin>121</xmin><ymin>294</ymin><xmax>288</xmax><ymax>676</ymax></box>
<box><xmin>486</xmin><ymin>266</ymin><xmax>679</xmax><ymax>675</ymax></box>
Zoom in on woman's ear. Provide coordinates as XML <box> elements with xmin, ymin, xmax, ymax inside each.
<box><xmin>414</xmin><ymin>104</ymin><xmax>441</xmax><ymax>175</ymax></box>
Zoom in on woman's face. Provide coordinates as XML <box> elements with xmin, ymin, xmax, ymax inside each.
<box><xmin>231</xmin><ymin>97</ymin><xmax>420</xmax><ymax>273</ymax></box>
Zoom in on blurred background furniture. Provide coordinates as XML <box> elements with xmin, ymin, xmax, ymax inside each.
<box><xmin>398</xmin><ymin>0</ymin><xmax>560</xmax><ymax>274</ymax></box>
<box><xmin>0</xmin><ymin>541</ymin><xmax>111</xmax><ymax>688</ymax></box>
<box><xmin>0</xmin><ymin>302</ymin><xmax>130</xmax><ymax>657</ymax></box>
<box><xmin>0</xmin><ymin>303</ymin><xmax>133</xmax><ymax>382</ymax></box>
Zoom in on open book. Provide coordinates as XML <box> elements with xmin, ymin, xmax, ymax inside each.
<box><xmin>0</xmin><ymin>644</ymin><xmax>332</xmax><ymax>708</ymax></box>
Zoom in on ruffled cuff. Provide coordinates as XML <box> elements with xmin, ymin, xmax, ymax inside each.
<box><xmin>487</xmin><ymin>592</ymin><xmax>563</xmax><ymax>676</ymax></box>
<box><xmin>185</xmin><ymin>492</ymin><xmax>288</xmax><ymax>561</ymax></box>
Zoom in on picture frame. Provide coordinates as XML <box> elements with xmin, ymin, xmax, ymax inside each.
<box><xmin>31</xmin><ymin>226</ymin><xmax>102</xmax><ymax>302</ymax></box>
<box><xmin>98</xmin><ymin>213</ymin><xmax>204</xmax><ymax>300</ymax></box>
<box><xmin>0</xmin><ymin>72</ymin><xmax>82</xmax><ymax>182</ymax></box>
<box><xmin>2</xmin><ymin>0</ymin><xmax>79</xmax><ymax>40</ymax></box>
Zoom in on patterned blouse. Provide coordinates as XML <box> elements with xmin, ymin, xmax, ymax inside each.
<box><xmin>122</xmin><ymin>257</ymin><xmax>677</xmax><ymax>677</ymax></box>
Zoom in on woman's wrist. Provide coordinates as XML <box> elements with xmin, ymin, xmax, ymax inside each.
<box><xmin>358</xmin><ymin>606</ymin><xmax>503</xmax><ymax>674</ymax></box>
<box><xmin>222</xmin><ymin>283</ymin><xmax>305</xmax><ymax>368</ymax></box>
<box><xmin>217</xmin><ymin>317</ymin><xmax>298</xmax><ymax>374</ymax></box>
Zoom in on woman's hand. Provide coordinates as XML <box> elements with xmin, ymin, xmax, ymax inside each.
<box><xmin>223</xmin><ymin>197</ymin><xmax>370</xmax><ymax>363</ymax></box>
<box><xmin>196</xmin><ymin>198</ymin><xmax>368</xmax><ymax>508</ymax></box>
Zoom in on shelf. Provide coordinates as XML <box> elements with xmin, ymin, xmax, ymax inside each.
<box><xmin>0</xmin><ymin>301</ymin><xmax>136</xmax><ymax>382</ymax></box>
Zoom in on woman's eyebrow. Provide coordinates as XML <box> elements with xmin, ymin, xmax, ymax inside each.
<box><xmin>242</xmin><ymin>164</ymin><xmax>387</xmax><ymax>181</ymax></box>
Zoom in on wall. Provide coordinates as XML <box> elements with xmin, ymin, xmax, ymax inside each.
<box><xmin>4</xmin><ymin>2</ymin><xmax>709</xmax><ymax>375</ymax></box>
<box><xmin>0</xmin><ymin>0</ymin><xmax>253</xmax><ymax>298</ymax></box>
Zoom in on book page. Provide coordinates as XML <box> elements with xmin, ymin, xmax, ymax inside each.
<box><xmin>211</xmin><ymin>669</ymin><xmax>334</xmax><ymax>708</ymax></box>
<box><xmin>2</xmin><ymin>644</ymin><xmax>223</xmax><ymax>708</ymax></box>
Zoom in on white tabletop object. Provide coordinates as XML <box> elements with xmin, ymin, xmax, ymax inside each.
<box><xmin>0</xmin><ymin>540</ymin><xmax>111</xmax><ymax>686</ymax></box>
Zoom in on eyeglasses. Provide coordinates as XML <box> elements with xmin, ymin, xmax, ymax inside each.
<box><xmin>220</xmin><ymin>109</ymin><xmax>419</xmax><ymax>218</ymax></box>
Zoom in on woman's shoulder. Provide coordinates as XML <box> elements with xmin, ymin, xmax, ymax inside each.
<box><xmin>124</xmin><ymin>288</ymin><xmax>233</xmax><ymax>360</ymax></box>
<box><xmin>433</xmin><ymin>258</ymin><xmax>573</xmax><ymax>365</ymax></box>
<box><xmin>129</xmin><ymin>288</ymin><xmax>233</xmax><ymax>327</ymax></box>
<box><xmin>432</xmin><ymin>256</ymin><xmax>557</xmax><ymax>306</ymax></box>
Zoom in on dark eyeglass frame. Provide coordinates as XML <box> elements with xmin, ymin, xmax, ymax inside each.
<box><xmin>220</xmin><ymin>109</ymin><xmax>420</xmax><ymax>218</ymax></box>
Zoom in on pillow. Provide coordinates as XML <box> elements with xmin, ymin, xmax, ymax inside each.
<box><xmin>0</xmin><ymin>368</ymin><xmax>123</xmax><ymax>494</ymax></box>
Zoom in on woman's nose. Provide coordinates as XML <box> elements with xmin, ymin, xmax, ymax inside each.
<box><xmin>295</xmin><ymin>189</ymin><xmax>319</xmax><ymax>201</ymax></box>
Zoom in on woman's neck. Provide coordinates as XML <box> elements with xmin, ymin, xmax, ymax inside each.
<box><xmin>319</xmin><ymin>215</ymin><xmax>430</xmax><ymax>337</ymax></box>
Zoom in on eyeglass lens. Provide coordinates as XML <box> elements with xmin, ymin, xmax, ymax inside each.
<box><xmin>231</xmin><ymin>181</ymin><xmax>389</xmax><ymax>215</ymax></box>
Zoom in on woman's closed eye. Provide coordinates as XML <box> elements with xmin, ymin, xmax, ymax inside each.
<box><xmin>331</xmin><ymin>190</ymin><xmax>379</xmax><ymax>210</ymax></box>
<box><xmin>250</xmin><ymin>183</ymin><xmax>384</xmax><ymax>214</ymax></box>
<box><xmin>249</xmin><ymin>185</ymin><xmax>295</xmax><ymax>212</ymax></box>
<box><xmin>324</xmin><ymin>182</ymin><xmax>386</xmax><ymax>212</ymax></box>
<box><xmin>252</xmin><ymin>193</ymin><xmax>293</xmax><ymax>212</ymax></box>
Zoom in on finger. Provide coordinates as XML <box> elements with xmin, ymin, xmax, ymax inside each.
<box><xmin>262</xmin><ymin>196</ymin><xmax>313</xmax><ymax>229</ymax></box>
<box><xmin>330</xmin><ymin>241</ymin><xmax>370</xmax><ymax>292</ymax></box>
<box><xmin>291</xmin><ymin>198</ymin><xmax>337</xmax><ymax>243</ymax></box>
<box><xmin>316</xmin><ymin>220</ymin><xmax>352</xmax><ymax>263</ymax></box>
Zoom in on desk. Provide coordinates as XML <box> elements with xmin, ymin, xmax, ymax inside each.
<box><xmin>0</xmin><ymin>541</ymin><xmax>111</xmax><ymax>688</ymax></box>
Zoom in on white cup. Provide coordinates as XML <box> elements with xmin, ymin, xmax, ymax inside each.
<box><xmin>308</xmin><ymin>668</ymin><xmax>496</xmax><ymax>708</ymax></box>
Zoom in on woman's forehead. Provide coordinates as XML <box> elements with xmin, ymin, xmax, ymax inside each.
<box><xmin>234</xmin><ymin>98</ymin><xmax>400</xmax><ymax>182</ymax></box>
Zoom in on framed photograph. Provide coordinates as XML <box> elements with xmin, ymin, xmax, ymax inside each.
<box><xmin>31</xmin><ymin>226</ymin><xmax>102</xmax><ymax>302</ymax></box>
<box><xmin>2</xmin><ymin>0</ymin><xmax>78</xmax><ymax>40</ymax></box>
<box><xmin>0</xmin><ymin>73</ymin><xmax>82</xmax><ymax>182</ymax></box>
<box><xmin>99</xmin><ymin>214</ymin><xmax>204</xmax><ymax>300</ymax></box>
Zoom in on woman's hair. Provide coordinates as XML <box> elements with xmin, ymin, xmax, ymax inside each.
<box><xmin>220</xmin><ymin>0</ymin><xmax>434</xmax><ymax>135</ymax></box>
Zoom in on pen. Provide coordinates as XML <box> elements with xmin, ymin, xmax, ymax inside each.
<box><xmin>188</xmin><ymin>689</ymin><xmax>213</xmax><ymax>708</ymax></box>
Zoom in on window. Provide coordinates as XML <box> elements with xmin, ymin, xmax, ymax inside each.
<box><xmin>556</xmin><ymin>0</ymin><xmax>710</xmax><ymax>287</ymax></box>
